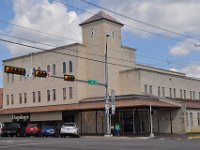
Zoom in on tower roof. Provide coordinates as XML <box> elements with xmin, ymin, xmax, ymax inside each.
<box><xmin>79</xmin><ymin>11</ymin><xmax>123</xmax><ymax>26</ymax></box>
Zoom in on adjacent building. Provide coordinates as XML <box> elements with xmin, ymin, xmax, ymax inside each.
<box><xmin>0</xmin><ymin>11</ymin><xmax>200</xmax><ymax>135</ymax></box>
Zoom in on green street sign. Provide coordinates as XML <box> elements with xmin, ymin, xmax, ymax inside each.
<box><xmin>88</xmin><ymin>80</ymin><xmax>98</xmax><ymax>85</ymax></box>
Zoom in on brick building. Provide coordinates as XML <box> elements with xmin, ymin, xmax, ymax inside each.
<box><xmin>0</xmin><ymin>11</ymin><xmax>200</xmax><ymax>135</ymax></box>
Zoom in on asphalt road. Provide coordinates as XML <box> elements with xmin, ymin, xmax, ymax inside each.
<box><xmin>0</xmin><ymin>136</ymin><xmax>200</xmax><ymax>150</ymax></box>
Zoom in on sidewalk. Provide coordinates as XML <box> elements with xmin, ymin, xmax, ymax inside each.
<box><xmin>81</xmin><ymin>133</ymin><xmax>200</xmax><ymax>140</ymax></box>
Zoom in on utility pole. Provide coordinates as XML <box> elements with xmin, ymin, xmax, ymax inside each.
<box><xmin>105</xmin><ymin>34</ymin><xmax>110</xmax><ymax>136</ymax></box>
<box><xmin>150</xmin><ymin>105</ymin><xmax>154</xmax><ymax>137</ymax></box>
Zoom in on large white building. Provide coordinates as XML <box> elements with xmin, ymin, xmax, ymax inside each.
<box><xmin>1</xmin><ymin>11</ymin><xmax>200</xmax><ymax>135</ymax></box>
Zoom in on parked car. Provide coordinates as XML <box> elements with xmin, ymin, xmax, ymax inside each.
<box><xmin>60</xmin><ymin>123</ymin><xmax>79</xmax><ymax>138</ymax></box>
<box><xmin>25</xmin><ymin>123</ymin><xmax>41</xmax><ymax>137</ymax></box>
<box><xmin>1</xmin><ymin>123</ymin><xmax>25</xmax><ymax>137</ymax></box>
<box><xmin>42</xmin><ymin>126</ymin><xmax>59</xmax><ymax>137</ymax></box>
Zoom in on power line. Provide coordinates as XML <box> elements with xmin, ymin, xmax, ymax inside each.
<box><xmin>54</xmin><ymin>0</ymin><xmax>197</xmax><ymax>46</ymax></box>
<box><xmin>0</xmin><ymin>33</ymin><xmax>187</xmax><ymax>68</ymax></box>
<box><xmin>79</xmin><ymin>0</ymin><xmax>200</xmax><ymax>43</ymax></box>
<box><xmin>0</xmin><ymin>38</ymin><xmax>135</xmax><ymax>69</ymax></box>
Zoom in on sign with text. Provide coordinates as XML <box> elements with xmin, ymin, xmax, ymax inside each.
<box><xmin>12</xmin><ymin>114</ymin><xmax>30</xmax><ymax>122</ymax></box>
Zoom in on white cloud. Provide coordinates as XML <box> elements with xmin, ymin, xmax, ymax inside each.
<box><xmin>169</xmin><ymin>38</ymin><xmax>200</xmax><ymax>56</ymax></box>
<box><xmin>4</xmin><ymin>0</ymin><xmax>84</xmax><ymax>56</ymax></box>
<box><xmin>170</xmin><ymin>64</ymin><xmax>200</xmax><ymax>78</ymax></box>
<box><xmin>98</xmin><ymin>0</ymin><xmax>200</xmax><ymax>55</ymax></box>
<box><xmin>180</xmin><ymin>64</ymin><xmax>200</xmax><ymax>78</ymax></box>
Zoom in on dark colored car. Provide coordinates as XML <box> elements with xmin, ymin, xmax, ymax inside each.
<box><xmin>1</xmin><ymin>123</ymin><xmax>25</xmax><ymax>137</ymax></box>
<box><xmin>42</xmin><ymin>126</ymin><xmax>59</xmax><ymax>137</ymax></box>
<box><xmin>25</xmin><ymin>123</ymin><xmax>41</xmax><ymax>137</ymax></box>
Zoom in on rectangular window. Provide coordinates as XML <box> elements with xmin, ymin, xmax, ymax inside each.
<box><xmin>47</xmin><ymin>90</ymin><xmax>50</xmax><ymax>101</ymax></box>
<box><xmin>199</xmin><ymin>92</ymin><xmax>200</xmax><ymax>100</ymax></box>
<box><xmin>184</xmin><ymin>90</ymin><xmax>186</xmax><ymax>99</ymax></box>
<box><xmin>149</xmin><ymin>85</ymin><xmax>152</xmax><ymax>94</ymax></box>
<box><xmin>169</xmin><ymin>88</ymin><xmax>172</xmax><ymax>98</ymax></box>
<box><xmin>69</xmin><ymin>87</ymin><xmax>73</xmax><ymax>99</ymax></box>
<box><xmin>186</xmin><ymin>112</ymin><xmax>189</xmax><ymax>126</ymax></box>
<box><xmin>11</xmin><ymin>94</ymin><xmax>14</xmax><ymax>105</ymax></box>
<box><xmin>19</xmin><ymin>93</ymin><xmax>22</xmax><ymax>104</ymax></box>
<box><xmin>198</xmin><ymin>113</ymin><xmax>200</xmax><ymax>126</ymax></box>
<box><xmin>190</xmin><ymin>112</ymin><xmax>193</xmax><ymax>127</ymax></box>
<box><xmin>190</xmin><ymin>91</ymin><xmax>192</xmax><ymax>99</ymax></box>
<box><xmin>193</xmin><ymin>91</ymin><xmax>195</xmax><ymax>100</ymax></box>
<box><xmin>33</xmin><ymin>92</ymin><xmax>35</xmax><ymax>103</ymax></box>
<box><xmin>158</xmin><ymin>86</ymin><xmax>160</xmax><ymax>97</ymax></box>
<box><xmin>6</xmin><ymin>95</ymin><xmax>9</xmax><ymax>105</ymax></box>
<box><xmin>38</xmin><ymin>91</ymin><xmax>41</xmax><ymax>102</ymax></box>
<box><xmin>180</xmin><ymin>89</ymin><xmax>183</xmax><ymax>99</ymax></box>
<box><xmin>173</xmin><ymin>88</ymin><xmax>176</xmax><ymax>98</ymax></box>
<box><xmin>144</xmin><ymin>85</ymin><xmax>148</xmax><ymax>93</ymax></box>
<box><xmin>24</xmin><ymin>93</ymin><xmax>27</xmax><ymax>103</ymax></box>
<box><xmin>53</xmin><ymin>89</ymin><xmax>56</xmax><ymax>101</ymax></box>
<box><xmin>162</xmin><ymin>87</ymin><xmax>165</xmax><ymax>98</ymax></box>
<box><xmin>63</xmin><ymin>88</ymin><xmax>66</xmax><ymax>100</ymax></box>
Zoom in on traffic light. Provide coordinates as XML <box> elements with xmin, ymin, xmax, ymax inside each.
<box><xmin>4</xmin><ymin>66</ymin><xmax>26</xmax><ymax>75</ymax></box>
<box><xmin>34</xmin><ymin>70</ymin><xmax>47</xmax><ymax>78</ymax></box>
<box><xmin>64</xmin><ymin>74</ymin><xmax>75</xmax><ymax>81</ymax></box>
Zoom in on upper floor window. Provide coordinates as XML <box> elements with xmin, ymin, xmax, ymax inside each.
<box><xmin>11</xmin><ymin>94</ymin><xmax>14</xmax><ymax>105</ymax></box>
<box><xmin>53</xmin><ymin>89</ymin><xmax>56</xmax><ymax>101</ymax></box>
<box><xmin>53</xmin><ymin>64</ymin><xmax>56</xmax><ymax>75</ymax></box>
<box><xmin>184</xmin><ymin>90</ymin><xmax>187</xmax><ymax>99</ymax></box>
<box><xmin>193</xmin><ymin>91</ymin><xmax>195</xmax><ymax>100</ymax></box>
<box><xmin>173</xmin><ymin>88</ymin><xmax>176</xmax><ymax>99</ymax></box>
<box><xmin>69</xmin><ymin>61</ymin><xmax>73</xmax><ymax>73</ymax></box>
<box><xmin>190</xmin><ymin>91</ymin><xmax>192</xmax><ymax>99</ymax></box>
<box><xmin>47</xmin><ymin>65</ymin><xmax>50</xmax><ymax>73</ymax></box>
<box><xmin>69</xmin><ymin>87</ymin><xmax>73</xmax><ymax>99</ymax></box>
<box><xmin>19</xmin><ymin>93</ymin><xmax>22</xmax><ymax>104</ymax></box>
<box><xmin>199</xmin><ymin>92</ymin><xmax>200</xmax><ymax>100</ymax></box>
<box><xmin>144</xmin><ymin>85</ymin><xmax>148</xmax><ymax>93</ymax></box>
<box><xmin>63</xmin><ymin>62</ymin><xmax>66</xmax><ymax>74</ymax></box>
<box><xmin>33</xmin><ymin>92</ymin><xmax>36</xmax><ymax>103</ymax></box>
<box><xmin>158</xmin><ymin>86</ymin><xmax>160</xmax><ymax>97</ymax></box>
<box><xmin>47</xmin><ymin>90</ymin><xmax>50</xmax><ymax>101</ymax></box>
<box><xmin>24</xmin><ymin>93</ymin><xmax>27</xmax><ymax>103</ymax></box>
<box><xmin>180</xmin><ymin>89</ymin><xmax>183</xmax><ymax>99</ymax></box>
<box><xmin>63</xmin><ymin>88</ymin><xmax>66</xmax><ymax>100</ymax></box>
<box><xmin>38</xmin><ymin>91</ymin><xmax>41</xmax><ymax>102</ymax></box>
<box><xmin>149</xmin><ymin>85</ymin><xmax>152</xmax><ymax>94</ymax></box>
<box><xmin>169</xmin><ymin>88</ymin><xmax>172</xmax><ymax>98</ymax></box>
<box><xmin>162</xmin><ymin>87</ymin><xmax>165</xmax><ymax>98</ymax></box>
<box><xmin>6</xmin><ymin>95</ymin><xmax>9</xmax><ymax>105</ymax></box>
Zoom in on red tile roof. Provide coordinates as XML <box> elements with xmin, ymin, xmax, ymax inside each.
<box><xmin>0</xmin><ymin>98</ymin><xmax>178</xmax><ymax>115</ymax></box>
<box><xmin>79</xmin><ymin>11</ymin><xmax>123</xmax><ymax>26</ymax></box>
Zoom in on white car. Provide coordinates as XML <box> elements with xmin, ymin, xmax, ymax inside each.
<box><xmin>0</xmin><ymin>123</ymin><xmax>4</xmax><ymax>135</ymax></box>
<box><xmin>60</xmin><ymin>123</ymin><xmax>79</xmax><ymax>138</ymax></box>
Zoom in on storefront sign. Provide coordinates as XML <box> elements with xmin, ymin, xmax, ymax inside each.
<box><xmin>12</xmin><ymin>114</ymin><xmax>30</xmax><ymax>122</ymax></box>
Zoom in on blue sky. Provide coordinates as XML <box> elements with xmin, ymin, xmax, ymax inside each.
<box><xmin>1</xmin><ymin>0</ymin><xmax>200</xmax><ymax>88</ymax></box>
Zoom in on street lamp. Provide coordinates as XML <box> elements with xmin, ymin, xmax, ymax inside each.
<box><xmin>105</xmin><ymin>34</ymin><xmax>110</xmax><ymax>136</ymax></box>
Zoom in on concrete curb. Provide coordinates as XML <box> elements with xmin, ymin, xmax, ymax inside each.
<box><xmin>188</xmin><ymin>136</ymin><xmax>200</xmax><ymax>140</ymax></box>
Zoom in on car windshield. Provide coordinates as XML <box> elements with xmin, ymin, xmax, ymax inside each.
<box><xmin>63</xmin><ymin>123</ymin><xmax>75</xmax><ymax>127</ymax></box>
<box><xmin>4</xmin><ymin>123</ymin><xmax>20</xmax><ymax>128</ymax></box>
